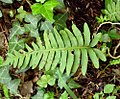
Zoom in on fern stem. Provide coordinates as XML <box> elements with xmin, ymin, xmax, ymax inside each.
<box><xmin>57</xmin><ymin>69</ymin><xmax>78</xmax><ymax>99</ymax></box>
<box><xmin>21</xmin><ymin>46</ymin><xmax>90</xmax><ymax>55</ymax></box>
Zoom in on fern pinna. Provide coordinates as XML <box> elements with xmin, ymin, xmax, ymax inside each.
<box><xmin>6</xmin><ymin>23</ymin><xmax>106</xmax><ymax>75</ymax></box>
<box><xmin>102</xmin><ymin>0</ymin><xmax>120</xmax><ymax>22</ymax></box>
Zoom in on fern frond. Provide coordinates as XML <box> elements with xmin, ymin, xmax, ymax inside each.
<box><xmin>6</xmin><ymin>23</ymin><xmax>106</xmax><ymax>75</ymax></box>
<box><xmin>109</xmin><ymin>58</ymin><xmax>120</xmax><ymax>65</ymax></box>
<box><xmin>102</xmin><ymin>0</ymin><xmax>120</xmax><ymax>22</ymax></box>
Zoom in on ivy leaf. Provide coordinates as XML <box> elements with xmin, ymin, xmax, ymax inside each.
<box><xmin>104</xmin><ymin>84</ymin><xmax>115</xmax><ymax>93</ymax></box>
<box><xmin>25</xmin><ymin>14</ymin><xmax>41</xmax><ymax>29</ymax></box>
<box><xmin>60</xmin><ymin>91</ymin><xmax>68</xmax><ymax>99</ymax></box>
<box><xmin>16</xmin><ymin>6</ymin><xmax>27</xmax><ymax>22</ymax></box>
<box><xmin>32</xmin><ymin>88</ymin><xmax>44</xmax><ymax>99</ymax></box>
<box><xmin>10</xmin><ymin>21</ymin><xmax>25</xmax><ymax>40</ymax></box>
<box><xmin>24</xmin><ymin>14</ymin><xmax>41</xmax><ymax>37</ymax></box>
<box><xmin>24</xmin><ymin>24</ymin><xmax>39</xmax><ymax>37</ymax></box>
<box><xmin>54</xmin><ymin>13</ymin><xmax>68</xmax><ymax>30</ymax></box>
<box><xmin>0</xmin><ymin>66</ymin><xmax>11</xmax><ymax>84</ymax></box>
<box><xmin>7</xmin><ymin>79</ymin><xmax>20</xmax><ymax>95</ymax></box>
<box><xmin>40</xmin><ymin>20</ymin><xmax>53</xmax><ymax>31</ymax></box>
<box><xmin>56</xmin><ymin>0</ymin><xmax>65</xmax><ymax>9</ymax></box>
<box><xmin>9</xmin><ymin>36</ymin><xmax>25</xmax><ymax>53</ymax></box>
<box><xmin>31</xmin><ymin>0</ymin><xmax>60</xmax><ymax>22</ymax></box>
<box><xmin>0</xmin><ymin>0</ymin><xmax>13</xmax><ymax>3</ymax></box>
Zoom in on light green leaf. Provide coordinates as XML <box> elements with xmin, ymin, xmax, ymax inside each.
<box><xmin>37</xmin><ymin>75</ymin><xmax>55</xmax><ymax>88</ymax></box>
<box><xmin>93</xmin><ymin>91</ymin><xmax>104</xmax><ymax>99</ymax></box>
<box><xmin>36</xmin><ymin>0</ymin><xmax>46</xmax><ymax>3</ymax></box>
<box><xmin>7</xmin><ymin>79</ymin><xmax>20</xmax><ymax>94</ymax></box>
<box><xmin>72</xmin><ymin>23</ymin><xmax>83</xmax><ymax>46</ymax></box>
<box><xmin>2</xmin><ymin>85</ymin><xmax>10</xmax><ymax>99</ymax></box>
<box><xmin>44</xmin><ymin>92</ymin><xmax>54</xmax><ymax>99</ymax></box>
<box><xmin>106</xmin><ymin>96</ymin><xmax>116</xmax><ymax>99</ymax></box>
<box><xmin>0</xmin><ymin>56</ymin><xmax>3</xmax><ymax>65</ymax></box>
<box><xmin>104</xmin><ymin>84</ymin><xmax>115</xmax><ymax>93</ymax></box>
<box><xmin>0</xmin><ymin>10</ymin><xmax>2</xmax><ymax>17</ymax></box>
<box><xmin>83</xmin><ymin>23</ymin><xmax>90</xmax><ymax>46</ymax></box>
<box><xmin>0</xmin><ymin>0</ymin><xmax>13</xmax><ymax>3</ymax></box>
<box><xmin>31</xmin><ymin>0</ymin><xmax>60</xmax><ymax>22</ymax></box>
<box><xmin>60</xmin><ymin>91</ymin><xmax>68</xmax><ymax>99</ymax></box>
<box><xmin>81</xmin><ymin>49</ymin><xmax>88</xmax><ymax>75</ymax></box>
<box><xmin>16</xmin><ymin>6</ymin><xmax>27</xmax><ymax>21</ymax></box>
<box><xmin>88</xmin><ymin>48</ymin><xmax>99</xmax><ymax>68</ymax></box>
<box><xmin>93</xmin><ymin>48</ymin><xmax>106</xmax><ymax>62</ymax></box>
<box><xmin>90</xmin><ymin>33</ymin><xmax>102</xmax><ymax>47</ymax></box>
<box><xmin>0</xmin><ymin>66</ymin><xmax>11</xmax><ymax>84</ymax></box>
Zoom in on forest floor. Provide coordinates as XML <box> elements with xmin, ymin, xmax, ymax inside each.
<box><xmin>0</xmin><ymin>0</ymin><xmax>120</xmax><ymax>99</ymax></box>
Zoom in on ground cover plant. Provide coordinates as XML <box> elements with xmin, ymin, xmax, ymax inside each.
<box><xmin>0</xmin><ymin>0</ymin><xmax>120</xmax><ymax>99</ymax></box>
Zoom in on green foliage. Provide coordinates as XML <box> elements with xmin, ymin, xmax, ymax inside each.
<box><xmin>2</xmin><ymin>85</ymin><xmax>10</xmax><ymax>99</ymax></box>
<box><xmin>60</xmin><ymin>91</ymin><xmax>68</xmax><ymax>99</ymax></box>
<box><xmin>16</xmin><ymin>6</ymin><xmax>27</xmax><ymax>22</ymax></box>
<box><xmin>0</xmin><ymin>10</ymin><xmax>2</xmax><ymax>17</ymax></box>
<box><xmin>31</xmin><ymin>0</ymin><xmax>60</xmax><ymax>22</ymax></box>
<box><xmin>104</xmin><ymin>84</ymin><xmax>115</xmax><ymax>93</ymax></box>
<box><xmin>9</xmin><ymin>21</ymin><xmax>25</xmax><ymax>40</ymax></box>
<box><xmin>68</xmin><ymin>79</ymin><xmax>80</xmax><ymax>89</ymax></box>
<box><xmin>44</xmin><ymin>91</ymin><xmax>54</xmax><ymax>99</ymax></box>
<box><xmin>108</xmin><ymin>29</ymin><xmax>120</xmax><ymax>39</ymax></box>
<box><xmin>36</xmin><ymin>0</ymin><xmax>46</xmax><ymax>3</ymax></box>
<box><xmin>102</xmin><ymin>0</ymin><xmax>120</xmax><ymax>22</ymax></box>
<box><xmin>7</xmin><ymin>79</ymin><xmax>20</xmax><ymax>95</ymax></box>
<box><xmin>57</xmin><ymin>69</ymin><xmax>78</xmax><ymax>99</ymax></box>
<box><xmin>24</xmin><ymin>13</ymin><xmax>42</xmax><ymax>37</ymax></box>
<box><xmin>54</xmin><ymin>13</ymin><xmax>68</xmax><ymax>30</ymax></box>
<box><xmin>32</xmin><ymin>88</ymin><xmax>44</xmax><ymax>99</ymax></box>
<box><xmin>37</xmin><ymin>74</ymin><xmax>56</xmax><ymax>88</ymax></box>
<box><xmin>106</xmin><ymin>96</ymin><xmax>116</xmax><ymax>99</ymax></box>
<box><xmin>0</xmin><ymin>66</ymin><xmax>11</xmax><ymax>84</ymax></box>
<box><xmin>9</xmin><ymin>36</ymin><xmax>25</xmax><ymax>53</ymax></box>
<box><xmin>93</xmin><ymin>84</ymin><xmax>117</xmax><ymax>99</ymax></box>
<box><xmin>6</xmin><ymin>23</ymin><xmax>106</xmax><ymax>76</ymax></box>
<box><xmin>0</xmin><ymin>0</ymin><xmax>13</xmax><ymax>3</ymax></box>
<box><xmin>40</xmin><ymin>20</ymin><xmax>53</xmax><ymax>31</ymax></box>
<box><xmin>0</xmin><ymin>56</ymin><xmax>3</xmax><ymax>65</ymax></box>
<box><xmin>109</xmin><ymin>58</ymin><xmax>120</xmax><ymax>65</ymax></box>
<box><xmin>96</xmin><ymin>15</ymin><xmax>109</xmax><ymax>23</ymax></box>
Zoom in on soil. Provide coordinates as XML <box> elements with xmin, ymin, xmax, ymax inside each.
<box><xmin>64</xmin><ymin>0</ymin><xmax>104</xmax><ymax>33</ymax></box>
